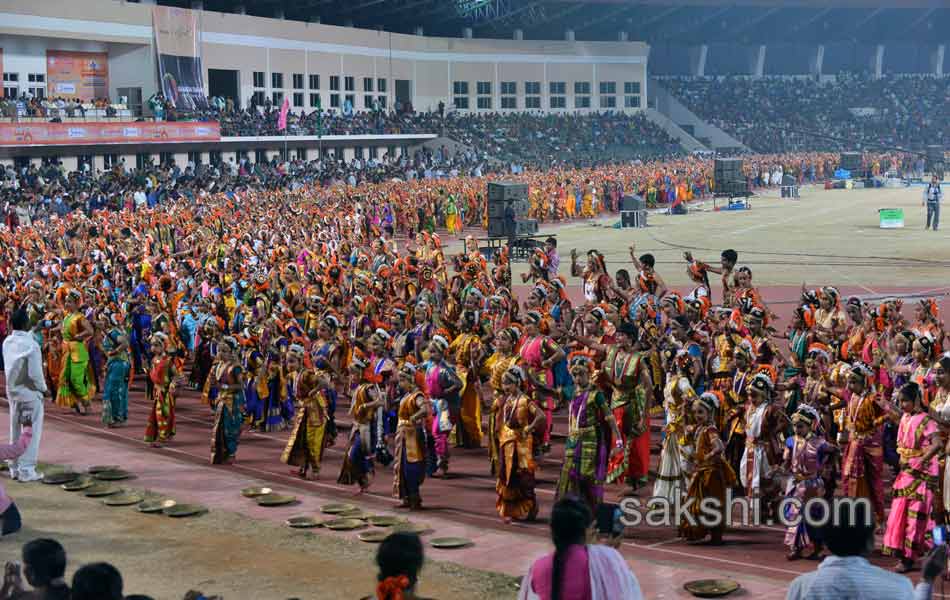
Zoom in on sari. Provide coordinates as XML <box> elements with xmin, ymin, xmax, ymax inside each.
<box><xmin>602</xmin><ymin>348</ymin><xmax>649</xmax><ymax>485</ymax></box>
<box><xmin>497</xmin><ymin>393</ymin><xmax>540</xmax><ymax>521</ymax></box>
<box><xmin>448</xmin><ymin>332</ymin><xmax>484</xmax><ymax>448</ymax></box>
<box><xmin>144</xmin><ymin>356</ymin><xmax>176</xmax><ymax>443</ymax></box>
<box><xmin>679</xmin><ymin>424</ymin><xmax>736</xmax><ymax>541</ymax></box>
<box><xmin>883</xmin><ymin>412</ymin><xmax>938</xmax><ymax>561</ymax></box>
<box><xmin>783</xmin><ymin>433</ymin><xmax>833</xmax><ymax>553</ymax></box>
<box><xmin>282</xmin><ymin>369</ymin><xmax>329</xmax><ymax>474</ymax></box>
<box><xmin>484</xmin><ymin>350</ymin><xmax>521</xmax><ymax>476</ymax></box>
<box><xmin>841</xmin><ymin>391</ymin><xmax>887</xmax><ymax>522</ymax></box>
<box><xmin>556</xmin><ymin>387</ymin><xmax>610</xmax><ymax>512</ymax></box>
<box><xmin>56</xmin><ymin>312</ymin><xmax>95</xmax><ymax>409</ymax></box>
<box><xmin>392</xmin><ymin>390</ymin><xmax>428</xmax><ymax>504</ymax></box>
<box><xmin>653</xmin><ymin>375</ymin><xmax>694</xmax><ymax>504</ymax></box>
<box><xmin>338</xmin><ymin>383</ymin><xmax>377</xmax><ymax>486</ymax></box>
<box><xmin>519</xmin><ymin>545</ymin><xmax>643</xmax><ymax>600</ymax></box>
<box><xmin>210</xmin><ymin>362</ymin><xmax>245</xmax><ymax>464</ymax></box>
<box><xmin>520</xmin><ymin>335</ymin><xmax>560</xmax><ymax>446</ymax></box>
<box><xmin>101</xmin><ymin>328</ymin><xmax>130</xmax><ymax>425</ymax></box>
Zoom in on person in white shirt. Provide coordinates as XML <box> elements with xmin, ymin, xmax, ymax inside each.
<box><xmin>923</xmin><ymin>175</ymin><xmax>942</xmax><ymax>231</ymax></box>
<box><xmin>786</xmin><ymin>500</ymin><xmax>944</xmax><ymax>600</ymax></box>
<box><xmin>1</xmin><ymin>307</ymin><xmax>47</xmax><ymax>482</ymax></box>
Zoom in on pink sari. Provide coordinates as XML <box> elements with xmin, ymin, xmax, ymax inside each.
<box><xmin>520</xmin><ymin>335</ymin><xmax>555</xmax><ymax>444</ymax></box>
<box><xmin>883</xmin><ymin>412</ymin><xmax>938</xmax><ymax>560</ymax></box>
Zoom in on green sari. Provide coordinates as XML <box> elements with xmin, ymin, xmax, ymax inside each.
<box><xmin>57</xmin><ymin>312</ymin><xmax>94</xmax><ymax>409</ymax></box>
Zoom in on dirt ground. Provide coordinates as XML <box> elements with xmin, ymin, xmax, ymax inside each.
<box><xmin>1</xmin><ymin>473</ymin><xmax>519</xmax><ymax>600</ymax></box>
<box><xmin>461</xmin><ymin>184</ymin><xmax>950</xmax><ymax>289</ymax></box>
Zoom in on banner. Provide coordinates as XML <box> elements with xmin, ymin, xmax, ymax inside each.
<box><xmin>0</xmin><ymin>121</ymin><xmax>220</xmax><ymax>147</ymax></box>
<box><xmin>152</xmin><ymin>6</ymin><xmax>207</xmax><ymax>111</ymax></box>
<box><xmin>46</xmin><ymin>51</ymin><xmax>109</xmax><ymax>100</ymax></box>
<box><xmin>878</xmin><ymin>208</ymin><xmax>904</xmax><ymax>229</ymax></box>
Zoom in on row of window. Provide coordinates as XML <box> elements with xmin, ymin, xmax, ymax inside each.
<box><xmin>452</xmin><ymin>80</ymin><xmax>640</xmax><ymax>96</ymax></box>
<box><xmin>3</xmin><ymin>72</ymin><xmax>47</xmax><ymax>100</ymax></box>
<box><xmin>250</xmin><ymin>91</ymin><xmax>388</xmax><ymax>111</ymax></box>
<box><xmin>454</xmin><ymin>96</ymin><xmax>640</xmax><ymax>110</ymax></box>
<box><xmin>253</xmin><ymin>72</ymin><xmax>388</xmax><ymax>93</ymax></box>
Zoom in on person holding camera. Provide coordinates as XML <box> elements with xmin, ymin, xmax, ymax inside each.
<box><xmin>1</xmin><ymin>307</ymin><xmax>45</xmax><ymax>483</ymax></box>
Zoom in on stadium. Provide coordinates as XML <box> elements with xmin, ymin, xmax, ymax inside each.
<box><xmin>0</xmin><ymin>1</ymin><xmax>948</xmax><ymax>599</ymax></box>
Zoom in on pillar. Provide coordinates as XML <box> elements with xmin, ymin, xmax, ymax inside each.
<box><xmin>513</xmin><ymin>29</ymin><xmax>524</xmax><ymax>41</ymax></box>
<box><xmin>275</xmin><ymin>8</ymin><xmax>285</xmax><ymax>19</ymax></box>
<box><xmin>463</xmin><ymin>27</ymin><xmax>473</xmax><ymax>39</ymax></box>
<box><xmin>750</xmin><ymin>45</ymin><xmax>766</xmax><ymax>77</ymax></box>
<box><xmin>414</xmin><ymin>26</ymin><xmax>424</xmax><ymax>36</ymax></box>
<box><xmin>190</xmin><ymin>0</ymin><xmax>203</xmax><ymax>9</ymax></box>
<box><xmin>689</xmin><ymin>45</ymin><xmax>708</xmax><ymax>77</ymax></box>
<box><xmin>565</xmin><ymin>29</ymin><xmax>575</xmax><ymax>42</ymax></box>
<box><xmin>873</xmin><ymin>44</ymin><xmax>884</xmax><ymax>79</ymax></box>
<box><xmin>61</xmin><ymin>156</ymin><xmax>79</xmax><ymax>172</ymax></box>
<box><xmin>932</xmin><ymin>45</ymin><xmax>945</xmax><ymax>77</ymax></box>
<box><xmin>173</xmin><ymin>153</ymin><xmax>187</xmax><ymax>167</ymax></box>
<box><xmin>619</xmin><ymin>31</ymin><xmax>629</xmax><ymax>42</ymax></box>
<box><xmin>233</xmin><ymin>5</ymin><xmax>246</xmax><ymax>15</ymax></box>
<box><xmin>809</xmin><ymin>45</ymin><xmax>825</xmax><ymax>77</ymax></box>
<box><xmin>93</xmin><ymin>155</ymin><xmax>105</xmax><ymax>173</ymax></box>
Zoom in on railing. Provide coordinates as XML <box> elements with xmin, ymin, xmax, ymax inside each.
<box><xmin>0</xmin><ymin>106</ymin><xmax>141</xmax><ymax>122</ymax></box>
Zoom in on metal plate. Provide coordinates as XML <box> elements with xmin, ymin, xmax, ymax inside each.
<box><xmin>241</xmin><ymin>486</ymin><xmax>273</xmax><ymax>498</ymax></box>
<box><xmin>391</xmin><ymin>522</ymin><xmax>433</xmax><ymax>535</ymax></box>
<box><xmin>256</xmin><ymin>494</ymin><xmax>297</xmax><ymax>507</ymax></box>
<box><xmin>94</xmin><ymin>469</ymin><xmax>134</xmax><ymax>481</ymax></box>
<box><xmin>324</xmin><ymin>518</ymin><xmax>367</xmax><ymax>531</ymax></box>
<box><xmin>103</xmin><ymin>492</ymin><xmax>144</xmax><ymax>506</ymax></box>
<box><xmin>286</xmin><ymin>516</ymin><xmax>323</xmax><ymax>529</ymax></box>
<box><xmin>430</xmin><ymin>537</ymin><xmax>472</xmax><ymax>549</ymax></box>
<box><xmin>62</xmin><ymin>476</ymin><xmax>95</xmax><ymax>491</ymax></box>
<box><xmin>42</xmin><ymin>471</ymin><xmax>79</xmax><ymax>485</ymax></box>
<box><xmin>164</xmin><ymin>503</ymin><xmax>207</xmax><ymax>518</ymax></box>
<box><xmin>337</xmin><ymin>508</ymin><xmax>371</xmax><ymax>519</ymax></box>
<box><xmin>88</xmin><ymin>465</ymin><xmax>120</xmax><ymax>474</ymax></box>
<box><xmin>137</xmin><ymin>499</ymin><xmax>177</xmax><ymax>513</ymax></box>
<box><xmin>683</xmin><ymin>579</ymin><xmax>741</xmax><ymax>598</ymax></box>
<box><xmin>83</xmin><ymin>484</ymin><xmax>120</xmax><ymax>497</ymax></box>
<box><xmin>358</xmin><ymin>529</ymin><xmax>391</xmax><ymax>543</ymax></box>
<box><xmin>367</xmin><ymin>516</ymin><xmax>405</xmax><ymax>527</ymax></box>
<box><xmin>320</xmin><ymin>503</ymin><xmax>356</xmax><ymax>514</ymax></box>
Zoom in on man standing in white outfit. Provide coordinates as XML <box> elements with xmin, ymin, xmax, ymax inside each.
<box><xmin>2</xmin><ymin>307</ymin><xmax>46</xmax><ymax>482</ymax></box>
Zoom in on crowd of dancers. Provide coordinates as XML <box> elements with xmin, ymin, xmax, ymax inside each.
<box><xmin>0</xmin><ymin>151</ymin><xmax>946</xmax><ymax>574</ymax></box>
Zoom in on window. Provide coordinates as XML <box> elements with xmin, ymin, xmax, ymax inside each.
<box><xmin>187</xmin><ymin>151</ymin><xmax>201</xmax><ymax>165</ymax></box>
<box><xmin>525</xmin><ymin>81</ymin><xmax>540</xmax><ymax>95</ymax></box>
<box><xmin>251</xmin><ymin>91</ymin><xmax>266</xmax><ymax>106</ymax></box>
<box><xmin>550</xmin><ymin>96</ymin><xmax>566</xmax><ymax>109</ymax></box>
<box><xmin>354</xmin><ymin>146</ymin><xmax>364</xmax><ymax>159</ymax></box>
<box><xmin>333</xmin><ymin>147</ymin><xmax>342</xmax><ymax>159</ymax></box>
<box><xmin>363</xmin><ymin>77</ymin><xmax>374</xmax><ymax>92</ymax></box>
<box><xmin>253</xmin><ymin>72</ymin><xmax>265</xmax><ymax>88</ymax></box>
<box><xmin>599</xmin><ymin>81</ymin><xmax>616</xmax><ymax>95</ymax></box>
<box><xmin>330</xmin><ymin>94</ymin><xmax>340</xmax><ymax>108</ymax></box>
<box><xmin>136</xmin><ymin>153</ymin><xmax>150</xmax><ymax>170</ymax></box>
<box><xmin>292</xmin><ymin>73</ymin><xmax>304</xmax><ymax>89</ymax></box>
<box><xmin>2</xmin><ymin>73</ymin><xmax>19</xmax><ymax>82</ymax></box>
<box><xmin>453</xmin><ymin>96</ymin><xmax>469</xmax><ymax>110</ymax></box>
<box><xmin>104</xmin><ymin>154</ymin><xmax>119</xmax><ymax>168</ymax></box>
<box><xmin>369</xmin><ymin>146</ymin><xmax>379</xmax><ymax>159</ymax></box>
<box><xmin>364</xmin><ymin>95</ymin><xmax>375</xmax><ymax>109</ymax></box>
<box><xmin>453</xmin><ymin>81</ymin><xmax>469</xmax><ymax>95</ymax></box>
<box><xmin>624</xmin><ymin>95</ymin><xmax>641</xmax><ymax>108</ymax></box>
<box><xmin>272</xmin><ymin>91</ymin><xmax>284</xmax><ymax>105</ymax></box>
<box><xmin>271</xmin><ymin>72</ymin><xmax>283</xmax><ymax>89</ymax></box>
<box><xmin>30</xmin><ymin>87</ymin><xmax>45</xmax><ymax>100</ymax></box>
<box><xmin>310</xmin><ymin>93</ymin><xmax>320</xmax><ymax>108</ymax></box>
<box><xmin>377</xmin><ymin>96</ymin><xmax>387</xmax><ymax>109</ymax></box>
<box><xmin>309</xmin><ymin>74</ymin><xmax>320</xmax><ymax>90</ymax></box>
<box><xmin>501</xmin><ymin>81</ymin><xmax>516</xmax><ymax>95</ymax></box>
<box><xmin>501</xmin><ymin>96</ymin><xmax>517</xmax><ymax>109</ymax></box>
<box><xmin>344</xmin><ymin>76</ymin><xmax>354</xmax><ymax>91</ymax></box>
<box><xmin>344</xmin><ymin>94</ymin><xmax>355</xmax><ymax>109</ymax></box>
<box><xmin>295</xmin><ymin>148</ymin><xmax>307</xmax><ymax>160</ymax></box>
<box><xmin>293</xmin><ymin>92</ymin><xmax>304</xmax><ymax>108</ymax></box>
<box><xmin>477</xmin><ymin>96</ymin><xmax>492</xmax><ymax>110</ymax></box>
<box><xmin>624</xmin><ymin>81</ymin><xmax>641</xmax><ymax>95</ymax></box>
<box><xmin>377</xmin><ymin>78</ymin><xmax>387</xmax><ymax>93</ymax></box>
<box><xmin>209</xmin><ymin>150</ymin><xmax>222</xmax><ymax>165</ymax></box>
<box><xmin>476</xmin><ymin>81</ymin><xmax>491</xmax><ymax>95</ymax></box>
<box><xmin>549</xmin><ymin>81</ymin><xmax>565</xmax><ymax>95</ymax></box>
<box><xmin>574</xmin><ymin>81</ymin><xmax>590</xmax><ymax>95</ymax></box>
<box><xmin>599</xmin><ymin>96</ymin><xmax>616</xmax><ymax>109</ymax></box>
<box><xmin>575</xmin><ymin>96</ymin><xmax>591</xmax><ymax>109</ymax></box>
<box><xmin>330</xmin><ymin>76</ymin><xmax>340</xmax><ymax>91</ymax></box>
<box><xmin>525</xmin><ymin>96</ymin><xmax>541</xmax><ymax>109</ymax></box>
<box><xmin>3</xmin><ymin>88</ymin><xmax>16</xmax><ymax>99</ymax></box>
<box><xmin>28</xmin><ymin>73</ymin><xmax>44</xmax><ymax>83</ymax></box>
<box><xmin>255</xmin><ymin>149</ymin><xmax>267</xmax><ymax>163</ymax></box>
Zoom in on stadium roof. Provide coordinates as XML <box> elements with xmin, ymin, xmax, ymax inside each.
<box><xmin>154</xmin><ymin>0</ymin><xmax>950</xmax><ymax>44</ymax></box>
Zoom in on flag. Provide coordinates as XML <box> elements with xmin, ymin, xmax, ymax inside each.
<box><xmin>277</xmin><ymin>96</ymin><xmax>290</xmax><ymax>131</ymax></box>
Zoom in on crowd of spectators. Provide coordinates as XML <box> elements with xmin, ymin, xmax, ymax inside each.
<box><xmin>664</xmin><ymin>73</ymin><xmax>950</xmax><ymax>153</ymax></box>
<box><xmin>0</xmin><ymin>96</ymin><xmax>119</xmax><ymax>120</ymax></box>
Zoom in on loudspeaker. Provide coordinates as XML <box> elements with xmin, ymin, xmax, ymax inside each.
<box><xmin>488</xmin><ymin>217</ymin><xmax>510</xmax><ymax>238</ymax></box>
<box><xmin>714</xmin><ymin>158</ymin><xmax>743</xmax><ymax>183</ymax></box>
<box><xmin>621</xmin><ymin>194</ymin><xmax>645</xmax><ymax>211</ymax></box>
<box><xmin>487</xmin><ymin>182</ymin><xmax>528</xmax><ymax>201</ymax></box>
<box><xmin>620</xmin><ymin>210</ymin><xmax>647</xmax><ymax>228</ymax></box>
<box><xmin>487</xmin><ymin>202</ymin><xmax>507</xmax><ymax>219</ymax></box>
<box><xmin>514</xmin><ymin>218</ymin><xmax>538</xmax><ymax>236</ymax></box>
<box><xmin>840</xmin><ymin>152</ymin><xmax>862</xmax><ymax>172</ymax></box>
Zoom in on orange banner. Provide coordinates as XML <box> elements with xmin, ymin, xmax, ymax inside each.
<box><xmin>46</xmin><ymin>51</ymin><xmax>109</xmax><ymax>101</ymax></box>
<box><xmin>0</xmin><ymin>121</ymin><xmax>221</xmax><ymax>147</ymax></box>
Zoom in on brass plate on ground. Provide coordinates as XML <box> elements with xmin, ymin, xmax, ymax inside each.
<box><xmin>88</xmin><ymin>465</ymin><xmax>120</xmax><ymax>474</ymax></box>
<box><xmin>367</xmin><ymin>515</ymin><xmax>405</xmax><ymax>527</ymax></box>
<box><xmin>62</xmin><ymin>476</ymin><xmax>95</xmax><ymax>491</ymax></box>
<box><xmin>286</xmin><ymin>516</ymin><xmax>323</xmax><ymax>528</ymax></box>
<box><xmin>103</xmin><ymin>492</ymin><xmax>144</xmax><ymax>506</ymax></box>
<box><xmin>337</xmin><ymin>508</ymin><xmax>371</xmax><ymax>519</ymax></box>
<box><xmin>683</xmin><ymin>579</ymin><xmax>741</xmax><ymax>598</ymax></box>
<box><xmin>241</xmin><ymin>486</ymin><xmax>273</xmax><ymax>498</ymax></box>
<box><xmin>358</xmin><ymin>529</ymin><xmax>391</xmax><ymax>543</ymax></box>
<box><xmin>83</xmin><ymin>484</ymin><xmax>120</xmax><ymax>497</ymax></box>
<box><xmin>430</xmin><ymin>537</ymin><xmax>472</xmax><ymax>549</ymax></box>
<box><xmin>138</xmin><ymin>499</ymin><xmax>177</xmax><ymax>513</ymax></box>
<box><xmin>320</xmin><ymin>503</ymin><xmax>356</xmax><ymax>514</ymax></box>
<box><xmin>164</xmin><ymin>503</ymin><xmax>207</xmax><ymax>518</ymax></box>
<box><xmin>256</xmin><ymin>494</ymin><xmax>297</xmax><ymax>507</ymax></box>
<box><xmin>391</xmin><ymin>522</ymin><xmax>433</xmax><ymax>535</ymax></box>
<box><xmin>94</xmin><ymin>469</ymin><xmax>133</xmax><ymax>481</ymax></box>
<box><xmin>324</xmin><ymin>518</ymin><xmax>367</xmax><ymax>531</ymax></box>
<box><xmin>42</xmin><ymin>471</ymin><xmax>79</xmax><ymax>485</ymax></box>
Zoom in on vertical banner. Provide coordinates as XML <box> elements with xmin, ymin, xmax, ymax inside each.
<box><xmin>152</xmin><ymin>6</ymin><xmax>207</xmax><ymax>111</ymax></box>
<box><xmin>46</xmin><ymin>51</ymin><xmax>110</xmax><ymax>100</ymax></box>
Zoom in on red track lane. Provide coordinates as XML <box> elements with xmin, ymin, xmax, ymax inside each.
<box><xmin>10</xmin><ymin>284</ymin><xmax>949</xmax><ymax>588</ymax></box>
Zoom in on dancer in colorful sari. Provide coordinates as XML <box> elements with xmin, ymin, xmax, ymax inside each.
<box><xmin>782</xmin><ymin>405</ymin><xmax>835</xmax><ymax>560</ymax></box>
<box><xmin>100</xmin><ymin>317</ymin><xmax>130</xmax><ymax>427</ymax></box>
<box><xmin>144</xmin><ymin>332</ymin><xmax>180</xmax><ymax>447</ymax></box>
<box><xmin>496</xmin><ymin>366</ymin><xmax>546</xmax><ymax>524</ymax></box>
<box><xmin>422</xmin><ymin>336</ymin><xmax>462</xmax><ymax>477</ymax></box>
<box><xmin>679</xmin><ymin>391</ymin><xmax>736</xmax><ymax>544</ymax></box>
<box><xmin>282</xmin><ymin>344</ymin><xmax>330</xmax><ymax>480</ymax></box>
<box><xmin>393</xmin><ymin>364</ymin><xmax>430</xmax><ymax>510</ymax></box>
<box><xmin>484</xmin><ymin>326</ymin><xmax>522</xmax><ymax>476</ymax></box>
<box><xmin>57</xmin><ymin>290</ymin><xmax>95</xmax><ymax>414</ymax></box>
<box><xmin>338</xmin><ymin>353</ymin><xmax>384</xmax><ymax>493</ymax></box>
<box><xmin>209</xmin><ymin>336</ymin><xmax>245</xmax><ymax>465</ymax></box>
<box><xmin>740</xmin><ymin>371</ymin><xmax>788</xmax><ymax>519</ymax></box>
<box><xmin>519</xmin><ymin>311</ymin><xmax>565</xmax><ymax>453</ymax></box>
<box><xmin>556</xmin><ymin>353</ymin><xmax>622</xmax><ymax>513</ymax></box>
<box><xmin>448</xmin><ymin>309</ymin><xmax>486</xmax><ymax>448</ymax></box>
<box><xmin>838</xmin><ymin>361</ymin><xmax>888</xmax><ymax>523</ymax></box>
<box><xmin>653</xmin><ymin>349</ymin><xmax>696</xmax><ymax>505</ymax></box>
<box><xmin>883</xmin><ymin>382</ymin><xmax>940</xmax><ymax>572</ymax></box>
